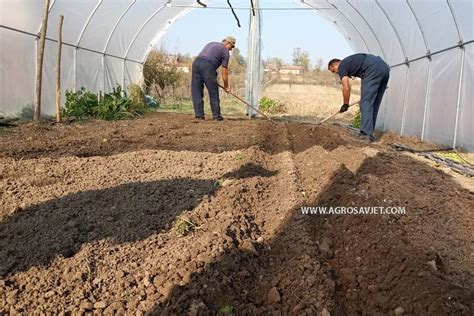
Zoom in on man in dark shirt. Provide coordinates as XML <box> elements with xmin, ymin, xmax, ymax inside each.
<box><xmin>191</xmin><ymin>36</ymin><xmax>236</xmax><ymax>121</ymax></box>
<box><xmin>328</xmin><ymin>53</ymin><xmax>390</xmax><ymax>141</ymax></box>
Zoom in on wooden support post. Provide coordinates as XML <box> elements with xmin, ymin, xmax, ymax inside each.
<box><xmin>55</xmin><ymin>15</ymin><xmax>64</xmax><ymax>123</ymax></box>
<box><xmin>34</xmin><ymin>0</ymin><xmax>51</xmax><ymax>123</ymax></box>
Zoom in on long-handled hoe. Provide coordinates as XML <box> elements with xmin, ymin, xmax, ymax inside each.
<box><xmin>316</xmin><ymin>100</ymin><xmax>360</xmax><ymax>125</ymax></box>
<box><xmin>217</xmin><ymin>83</ymin><xmax>277</xmax><ymax>124</ymax></box>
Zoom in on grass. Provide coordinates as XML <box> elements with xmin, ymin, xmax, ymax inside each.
<box><xmin>435</xmin><ymin>151</ymin><xmax>471</xmax><ymax>165</ymax></box>
<box><xmin>158</xmin><ymin>96</ymin><xmax>247</xmax><ymax>118</ymax></box>
<box><xmin>262</xmin><ymin>84</ymin><xmax>359</xmax><ymax>120</ymax></box>
<box><xmin>259</xmin><ymin>96</ymin><xmax>287</xmax><ymax>114</ymax></box>
<box><xmin>213</xmin><ymin>179</ymin><xmax>223</xmax><ymax>188</ymax></box>
<box><xmin>351</xmin><ymin>110</ymin><xmax>361</xmax><ymax>128</ymax></box>
<box><xmin>0</xmin><ymin>126</ymin><xmax>9</xmax><ymax>136</ymax></box>
<box><xmin>157</xmin><ymin>83</ymin><xmax>352</xmax><ymax>120</ymax></box>
<box><xmin>218</xmin><ymin>306</ymin><xmax>236</xmax><ymax>314</ymax></box>
<box><xmin>175</xmin><ymin>216</ymin><xmax>196</xmax><ymax>237</ymax></box>
<box><xmin>234</xmin><ymin>153</ymin><xmax>244</xmax><ymax>160</ymax></box>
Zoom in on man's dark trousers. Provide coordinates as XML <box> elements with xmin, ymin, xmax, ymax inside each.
<box><xmin>191</xmin><ymin>58</ymin><xmax>222</xmax><ymax>119</ymax></box>
<box><xmin>360</xmin><ymin>55</ymin><xmax>390</xmax><ymax>136</ymax></box>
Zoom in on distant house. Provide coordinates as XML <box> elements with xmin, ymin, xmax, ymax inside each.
<box><xmin>264</xmin><ymin>66</ymin><xmax>278</xmax><ymax>74</ymax></box>
<box><xmin>164</xmin><ymin>54</ymin><xmax>179</xmax><ymax>64</ymax></box>
<box><xmin>176</xmin><ymin>63</ymin><xmax>190</xmax><ymax>73</ymax></box>
<box><xmin>279</xmin><ymin>65</ymin><xmax>304</xmax><ymax>75</ymax></box>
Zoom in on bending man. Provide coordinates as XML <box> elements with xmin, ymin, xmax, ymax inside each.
<box><xmin>328</xmin><ymin>54</ymin><xmax>390</xmax><ymax>142</ymax></box>
<box><xmin>191</xmin><ymin>36</ymin><xmax>236</xmax><ymax>121</ymax></box>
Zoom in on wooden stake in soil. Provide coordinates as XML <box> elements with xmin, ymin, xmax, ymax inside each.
<box><xmin>55</xmin><ymin>15</ymin><xmax>64</xmax><ymax>123</ymax></box>
<box><xmin>34</xmin><ymin>0</ymin><xmax>51</xmax><ymax>123</ymax></box>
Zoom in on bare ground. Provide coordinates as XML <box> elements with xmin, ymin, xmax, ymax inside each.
<box><xmin>0</xmin><ymin>112</ymin><xmax>472</xmax><ymax>315</ymax></box>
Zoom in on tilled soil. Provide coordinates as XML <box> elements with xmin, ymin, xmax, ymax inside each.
<box><xmin>0</xmin><ymin>112</ymin><xmax>473</xmax><ymax>315</ymax></box>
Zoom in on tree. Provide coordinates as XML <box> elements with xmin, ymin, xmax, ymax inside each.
<box><xmin>315</xmin><ymin>57</ymin><xmax>324</xmax><ymax>72</ymax></box>
<box><xmin>143</xmin><ymin>50</ymin><xmax>181</xmax><ymax>98</ymax></box>
<box><xmin>292</xmin><ymin>48</ymin><xmax>311</xmax><ymax>71</ymax></box>
<box><xmin>265</xmin><ymin>57</ymin><xmax>283</xmax><ymax>70</ymax></box>
<box><xmin>229</xmin><ymin>47</ymin><xmax>246</xmax><ymax>74</ymax></box>
<box><xmin>177</xmin><ymin>53</ymin><xmax>192</xmax><ymax>64</ymax></box>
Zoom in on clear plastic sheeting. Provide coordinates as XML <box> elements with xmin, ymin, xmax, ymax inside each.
<box><xmin>456</xmin><ymin>44</ymin><xmax>474</xmax><ymax>150</ymax></box>
<box><xmin>0</xmin><ymin>0</ymin><xmax>192</xmax><ymax>118</ymax></box>
<box><xmin>302</xmin><ymin>0</ymin><xmax>473</xmax><ymax>150</ymax></box>
<box><xmin>424</xmin><ymin>49</ymin><xmax>463</xmax><ymax>147</ymax></box>
<box><xmin>245</xmin><ymin>0</ymin><xmax>263</xmax><ymax>117</ymax></box>
<box><xmin>400</xmin><ymin>58</ymin><xmax>430</xmax><ymax>138</ymax></box>
<box><xmin>0</xmin><ymin>0</ymin><xmax>473</xmax><ymax>150</ymax></box>
<box><xmin>379</xmin><ymin>65</ymin><xmax>407</xmax><ymax>134</ymax></box>
<box><xmin>0</xmin><ymin>29</ymin><xmax>36</xmax><ymax>115</ymax></box>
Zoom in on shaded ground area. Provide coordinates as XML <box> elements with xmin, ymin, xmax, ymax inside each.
<box><xmin>0</xmin><ymin>112</ymin><xmax>472</xmax><ymax>315</ymax></box>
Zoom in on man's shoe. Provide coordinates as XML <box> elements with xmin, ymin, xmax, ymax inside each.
<box><xmin>194</xmin><ymin>116</ymin><xmax>205</xmax><ymax>121</ymax></box>
<box><xmin>357</xmin><ymin>133</ymin><xmax>376</xmax><ymax>142</ymax></box>
<box><xmin>213</xmin><ymin>116</ymin><xmax>224</xmax><ymax>121</ymax></box>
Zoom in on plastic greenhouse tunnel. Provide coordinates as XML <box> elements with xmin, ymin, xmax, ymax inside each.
<box><xmin>0</xmin><ymin>0</ymin><xmax>473</xmax><ymax>150</ymax></box>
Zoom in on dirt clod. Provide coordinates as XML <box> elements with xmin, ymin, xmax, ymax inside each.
<box><xmin>267</xmin><ymin>287</ymin><xmax>281</xmax><ymax>304</ymax></box>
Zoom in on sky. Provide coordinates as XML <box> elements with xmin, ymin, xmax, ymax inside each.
<box><xmin>158</xmin><ymin>0</ymin><xmax>353</xmax><ymax>67</ymax></box>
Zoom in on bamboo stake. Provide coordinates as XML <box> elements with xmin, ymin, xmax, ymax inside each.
<box><xmin>55</xmin><ymin>15</ymin><xmax>64</xmax><ymax>123</ymax></box>
<box><xmin>34</xmin><ymin>0</ymin><xmax>51</xmax><ymax>123</ymax></box>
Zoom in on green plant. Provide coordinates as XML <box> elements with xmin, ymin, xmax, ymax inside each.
<box><xmin>94</xmin><ymin>85</ymin><xmax>137</xmax><ymax>120</ymax></box>
<box><xmin>143</xmin><ymin>50</ymin><xmax>182</xmax><ymax>98</ymax></box>
<box><xmin>160</xmin><ymin>101</ymin><xmax>193</xmax><ymax>111</ymax></box>
<box><xmin>435</xmin><ymin>151</ymin><xmax>468</xmax><ymax>165</ymax></box>
<box><xmin>175</xmin><ymin>217</ymin><xmax>196</xmax><ymax>237</ymax></box>
<box><xmin>213</xmin><ymin>179</ymin><xmax>223</xmax><ymax>188</ymax></box>
<box><xmin>16</xmin><ymin>103</ymin><xmax>54</xmax><ymax>122</ymax></box>
<box><xmin>259</xmin><ymin>96</ymin><xmax>286</xmax><ymax>114</ymax></box>
<box><xmin>64</xmin><ymin>87</ymin><xmax>98</xmax><ymax>118</ymax></box>
<box><xmin>234</xmin><ymin>153</ymin><xmax>244</xmax><ymax>161</ymax></box>
<box><xmin>0</xmin><ymin>126</ymin><xmax>8</xmax><ymax>136</ymax></box>
<box><xmin>18</xmin><ymin>104</ymin><xmax>35</xmax><ymax>122</ymax></box>
<box><xmin>218</xmin><ymin>306</ymin><xmax>236</xmax><ymax>314</ymax></box>
<box><xmin>351</xmin><ymin>109</ymin><xmax>361</xmax><ymax>128</ymax></box>
<box><xmin>128</xmin><ymin>84</ymin><xmax>147</xmax><ymax>112</ymax></box>
<box><xmin>64</xmin><ymin>85</ymin><xmax>146</xmax><ymax>121</ymax></box>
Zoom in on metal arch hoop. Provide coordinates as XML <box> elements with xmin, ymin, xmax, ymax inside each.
<box><xmin>73</xmin><ymin>0</ymin><xmax>103</xmax><ymax>90</ymax></box>
<box><xmin>447</xmin><ymin>0</ymin><xmax>465</xmax><ymax>148</ymax></box>
<box><xmin>36</xmin><ymin>0</ymin><xmax>58</xmax><ymax>34</ymax></box>
<box><xmin>406</xmin><ymin>0</ymin><xmax>431</xmax><ymax>141</ymax></box>
<box><xmin>374</xmin><ymin>0</ymin><xmax>407</xmax><ymax>59</ymax></box>
<box><xmin>300</xmin><ymin>0</ymin><xmax>368</xmax><ymax>53</ymax></box>
<box><xmin>102</xmin><ymin>0</ymin><xmax>137</xmax><ymax>91</ymax></box>
<box><xmin>325</xmin><ymin>0</ymin><xmax>371</xmax><ymax>53</ymax></box>
<box><xmin>346</xmin><ymin>0</ymin><xmax>386</xmax><ymax>60</ymax></box>
<box><xmin>446</xmin><ymin>0</ymin><xmax>463</xmax><ymax>42</ymax></box>
<box><xmin>374</xmin><ymin>0</ymin><xmax>409</xmax><ymax>135</ymax></box>
<box><xmin>122</xmin><ymin>2</ymin><xmax>169</xmax><ymax>89</ymax></box>
<box><xmin>405</xmin><ymin>0</ymin><xmax>429</xmax><ymax>51</ymax></box>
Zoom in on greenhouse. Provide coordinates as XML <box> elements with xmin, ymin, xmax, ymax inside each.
<box><xmin>0</xmin><ymin>1</ymin><xmax>473</xmax><ymax>315</ymax></box>
<box><xmin>1</xmin><ymin>0</ymin><xmax>472</xmax><ymax>149</ymax></box>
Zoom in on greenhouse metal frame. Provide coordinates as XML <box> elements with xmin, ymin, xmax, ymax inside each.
<box><xmin>0</xmin><ymin>0</ymin><xmax>472</xmax><ymax>150</ymax></box>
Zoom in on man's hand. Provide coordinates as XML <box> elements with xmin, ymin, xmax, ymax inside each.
<box><xmin>224</xmin><ymin>85</ymin><xmax>231</xmax><ymax>93</ymax></box>
<box><xmin>339</xmin><ymin>103</ymin><xmax>349</xmax><ymax>113</ymax></box>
